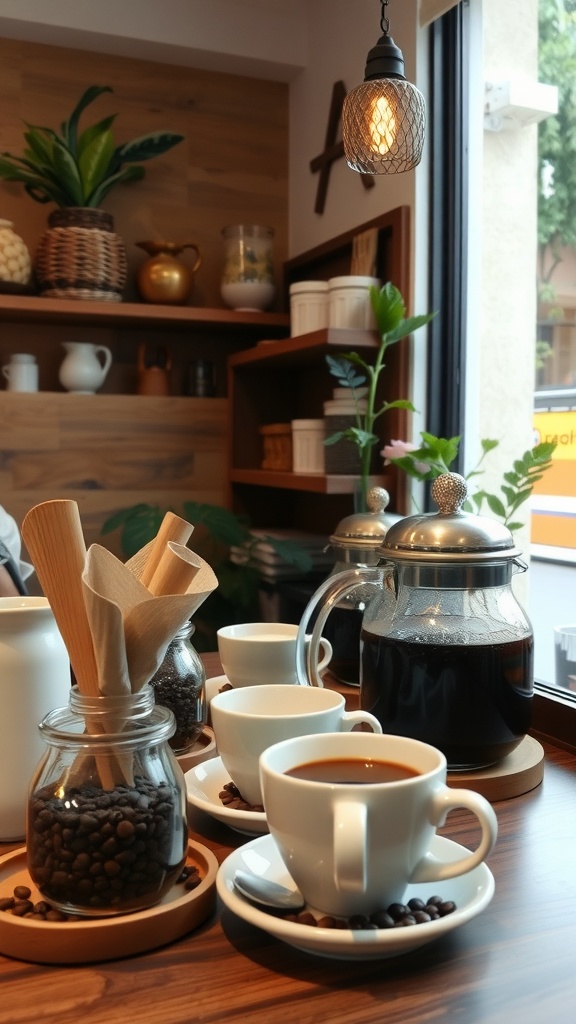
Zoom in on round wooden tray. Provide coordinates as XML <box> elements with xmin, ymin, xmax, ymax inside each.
<box><xmin>0</xmin><ymin>839</ymin><xmax>217</xmax><ymax>964</ymax></box>
<box><xmin>176</xmin><ymin>726</ymin><xmax>216</xmax><ymax>773</ymax></box>
<box><xmin>447</xmin><ymin>735</ymin><xmax>544</xmax><ymax>802</ymax></box>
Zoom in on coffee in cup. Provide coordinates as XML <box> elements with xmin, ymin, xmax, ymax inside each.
<box><xmin>210</xmin><ymin>683</ymin><xmax>381</xmax><ymax>807</ymax></box>
<box><xmin>260</xmin><ymin>731</ymin><xmax>498</xmax><ymax>918</ymax></box>
<box><xmin>217</xmin><ymin>621</ymin><xmax>332</xmax><ymax>687</ymax></box>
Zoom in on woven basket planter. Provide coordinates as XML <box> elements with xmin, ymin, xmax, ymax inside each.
<box><xmin>35</xmin><ymin>208</ymin><xmax>127</xmax><ymax>301</ymax></box>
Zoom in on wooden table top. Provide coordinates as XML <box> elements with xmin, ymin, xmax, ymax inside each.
<box><xmin>1</xmin><ymin>653</ymin><xmax>575</xmax><ymax>1024</ymax></box>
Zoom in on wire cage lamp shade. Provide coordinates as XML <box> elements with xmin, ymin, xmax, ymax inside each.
<box><xmin>342</xmin><ymin>1</ymin><xmax>426</xmax><ymax>174</ymax></box>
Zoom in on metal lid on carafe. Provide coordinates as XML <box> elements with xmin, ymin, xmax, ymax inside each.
<box><xmin>379</xmin><ymin>472</ymin><xmax>522</xmax><ymax>564</ymax></box>
<box><xmin>329</xmin><ymin>487</ymin><xmax>400</xmax><ymax>553</ymax></box>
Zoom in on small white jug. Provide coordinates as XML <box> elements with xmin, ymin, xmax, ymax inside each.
<box><xmin>59</xmin><ymin>341</ymin><xmax>112</xmax><ymax>394</ymax></box>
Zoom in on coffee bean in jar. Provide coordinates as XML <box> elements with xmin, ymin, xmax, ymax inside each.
<box><xmin>149</xmin><ymin>622</ymin><xmax>207</xmax><ymax>755</ymax></box>
<box><xmin>27</xmin><ymin>685</ymin><xmax>188</xmax><ymax>917</ymax></box>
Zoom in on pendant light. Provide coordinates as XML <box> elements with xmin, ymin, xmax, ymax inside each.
<box><xmin>342</xmin><ymin>0</ymin><xmax>426</xmax><ymax>175</ymax></box>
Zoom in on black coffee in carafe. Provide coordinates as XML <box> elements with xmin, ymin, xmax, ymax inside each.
<box><xmin>297</xmin><ymin>474</ymin><xmax>534</xmax><ymax>769</ymax></box>
<box><xmin>361</xmin><ymin>630</ymin><xmax>534</xmax><ymax>769</ymax></box>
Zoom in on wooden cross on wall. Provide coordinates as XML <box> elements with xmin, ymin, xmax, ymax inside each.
<box><xmin>310</xmin><ymin>80</ymin><xmax>375</xmax><ymax>215</ymax></box>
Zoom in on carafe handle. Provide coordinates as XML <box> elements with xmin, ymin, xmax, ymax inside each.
<box><xmin>295</xmin><ymin>568</ymin><xmax>382</xmax><ymax>687</ymax></box>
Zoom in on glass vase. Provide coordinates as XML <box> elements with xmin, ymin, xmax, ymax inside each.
<box><xmin>220</xmin><ymin>224</ymin><xmax>275</xmax><ymax>311</ymax></box>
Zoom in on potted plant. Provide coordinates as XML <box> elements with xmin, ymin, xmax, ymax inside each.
<box><xmin>101</xmin><ymin>501</ymin><xmax>313</xmax><ymax>652</ymax></box>
<box><xmin>324</xmin><ymin>282</ymin><xmax>436</xmax><ymax>509</ymax></box>
<box><xmin>0</xmin><ymin>85</ymin><xmax>183</xmax><ymax>300</ymax></box>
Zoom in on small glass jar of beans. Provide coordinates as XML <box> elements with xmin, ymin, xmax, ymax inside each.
<box><xmin>149</xmin><ymin>622</ymin><xmax>207</xmax><ymax>754</ymax></box>
<box><xmin>26</xmin><ymin>684</ymin><xmax>188</xmax><ymax>918</ymax></box>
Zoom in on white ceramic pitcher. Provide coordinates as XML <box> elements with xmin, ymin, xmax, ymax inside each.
<box><xmin>0</xmin><ymin>597</ymin><xmax>70</xmax><ymax>841</ymax></box>
<box><xmin>59</xmin><ymin>341</ymin><xmax>112</xmax><ymax>393</ymax></box>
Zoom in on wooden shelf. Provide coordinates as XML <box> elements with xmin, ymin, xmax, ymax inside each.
<box><xmin>229</xmin><ymin>328</ymin><xmax>379</xmax><ymax>368</ymax></box>
<box><xmin>0</xmin><ymin>293</ymin><xmax>290</xmax><ymax>334</ymax></box>
<box><xmin>230</xmin><ymin>469</ymin><xmax>392</xmax><ymax>495</ymax></box>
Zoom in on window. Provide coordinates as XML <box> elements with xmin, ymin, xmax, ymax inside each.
<box><xmin>424</xmin><ymin>0</ymin><xmax>576</xmax><ymax>745</ymax></box>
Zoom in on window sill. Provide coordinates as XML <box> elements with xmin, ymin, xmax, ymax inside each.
<box><xmin>532</xmin><ymin>681</ymin><xmax>576</xmax><ymax>754</ymax></box>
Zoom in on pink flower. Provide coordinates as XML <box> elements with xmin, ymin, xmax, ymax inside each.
<box><xmin>381</xmin><ymin>439</ymin><xmax>430</xmax><ymax>474</ymax></box>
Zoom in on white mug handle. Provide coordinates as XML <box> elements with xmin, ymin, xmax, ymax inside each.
<box><xmin>96</xmin><ymin>345</ymin><xmax>113</xmax><ymax>377</ymax></box>
<box><xmin>2</xmin><ymin>365</ymin><xmax>10</xmax><ymax>381</ymax></box>
<box><xmin>339</xmin><ymin>710</ymin><xmax>382</xmax><ymax>734</ymax></box>
<box><xmin>409</xmin><ymin>787</ymin><xmax>498</xmax><ymax>884</ymax></box>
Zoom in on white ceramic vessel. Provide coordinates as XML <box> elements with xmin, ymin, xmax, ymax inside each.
<box><xmin>59</xmin><ymin>341</ymin><xmax>112</xmax><ymax>393</ymax></box>
<box><xmin>0</xmin><ymin>597</ymin><xmax>70</xmax><ymax>841</ymax></box>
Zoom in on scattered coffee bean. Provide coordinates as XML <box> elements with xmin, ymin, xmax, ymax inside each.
<box><xmin>281</xmin><ymin>895</ymin><xmax>457</xmax><ymax>931</ymax></box>
<box><xmin>14</xmin><ymin>885</ymin><xmax>31</xmax><ymax>900</ymax></box>
<box><xmin>0</xmin><ymin>857</ymin><xmax>204</xmax><ymax>924</ymax></box>
<box><xmin>218</xmin><ymin>781</ymin><xmax>264</xmax><ymax>814</ymax></box>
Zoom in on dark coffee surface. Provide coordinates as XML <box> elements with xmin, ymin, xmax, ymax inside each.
<box><xmin>285</xmin><ymin>757</ymin><xmax>418</xmax><ymax>784</ymax></box>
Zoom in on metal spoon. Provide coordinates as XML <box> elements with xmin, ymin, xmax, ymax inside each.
<box><xmin>233</xmin><ymin>869</ymin><xmax>305</xmax><ymax>910</ymax></box>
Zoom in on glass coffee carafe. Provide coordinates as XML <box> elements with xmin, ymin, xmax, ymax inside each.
<box><xmin>297</xmin><ymin>473</ymin><xmax>534</xmax><ymax>770</ymax></box>
<box><xmin>316</xmin><ymin>487</ymin><xmax>400</xmax><ymax>687</ymax></box>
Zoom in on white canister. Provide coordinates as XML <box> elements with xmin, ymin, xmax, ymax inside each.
<box><xmin>289</xmin><ymin>281</ymin><xmax>329</xmax><ymax>337</ymax></box>
<box><xmin>328</xmin><ymin>276</ymin><xmax>380</xmax><ymax>330</ymax></box>
<box><xmin>291</xmin><ymin>419</ymin><xmax>325</xmax><ymax>473</ymax></box>
<box><xmin>0</xmin><ymin>597</ymin><xmax>70</xmax><ymax>841</ymax></box>
<box><xmin>2</xmin><ymin>353</ymin><xmax>39</xmax><ymax>392</ymax></box>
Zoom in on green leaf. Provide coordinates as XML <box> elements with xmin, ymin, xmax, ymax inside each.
<box><xmin>89</xmin><ymin>165</ymin><xmax>145</xmax><ymax>206</ymax></box>
<box><xmin>78</xmin><ymin>127</ymin><xmax>115</xmax><ymax>200</ymax></box>
<box><xmin>480</xmin><ymin>438</ymin><xmax>499</xmax><ymax>454</ymax></box>
<box><xmin>324</xmin><ymin>430</ymin><xmax>347</xmax><ymax>446</ymax></box>
<box><xmin>182</xmin><ymin>501</ymin><xmax>250</xmax><ymax>547</ymax></box>
<box><xmin>370</xmin><ymin>282</ymin><xmax>405</xmax><ymax>336</ymax></box>
<box><xmin>384</xmin><ymin>312</ymin><xmax>436</xmax><ymax>345</ymax></box>
<box><xmin>61</xmin><ymin>85</ymin><xmax>113</xmax><ymax>154</ymax></box>
<box><xmin>115</xmin><ymin>131</ymin><xmax>184</xmax><ymax>164</ymax></box>
<box><xmin>486</xmin><ymin>494</ymin><xmax>507</xmax><ymax>518</ymax></box>
<box><xmin>262</xmin><ymin>537</ymin><xmax>313</xmax><ymax>573</ymax></box>
<box><xmin>325</xmin><ymin>354</ymin><xmax>367</xmax><ymax>388</ymax></box>
<box><xmin>506</xmin><ymin>521</ymin><xmax>525</xmax><ymax>533</ymax></box>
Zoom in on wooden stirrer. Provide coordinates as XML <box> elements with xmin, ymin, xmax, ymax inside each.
<box><xmin>22</xmin><ymin>500</ymin><xmax>100</xmax><ymax>697</ymax></box>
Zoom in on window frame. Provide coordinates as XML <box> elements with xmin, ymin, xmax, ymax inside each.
<box><xmin>426</xmin><ymin>0</ymin><xmax>576</xmax><ymax>753</ymax></box>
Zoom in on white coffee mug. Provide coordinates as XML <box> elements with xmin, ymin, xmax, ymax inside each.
<box><xmin>260</xmin><ymin>731</ymin><xmax>498</xmax><ymax>918</ymax></box>
<box><xmin>2</xmin><ymin>353</ymin><xmax>38</xmax><ymax>392</ymax></box>
<box><xmin>217</xmin><ymin>622</ymin><xmax>332</xmax><ymax>687</ymax></box>
<box><xmin>210</xmin><ymin>683</ymin><xmax>381</xmax><ymax>807</ymax></box>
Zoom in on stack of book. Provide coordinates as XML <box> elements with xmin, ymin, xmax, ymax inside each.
<box><xmin>230</xmin><ymin>528</ymin><xmax>333</xmax><ymax>581</ymax></box>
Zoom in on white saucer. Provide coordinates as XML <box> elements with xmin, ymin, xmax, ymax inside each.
<box><xmin>205</xmin><ymin>674</ymin><xmax>233</xmax><ymax>706</ymax></box>
<box><xmin>217</xmin><ymin>834</ymin><xmax>495</xmax><ymax>961</ymax></box>
<box><xmin>184</xmin><ymin>756</ymin><xmax>268</xmax><ymax>836</ymax></box>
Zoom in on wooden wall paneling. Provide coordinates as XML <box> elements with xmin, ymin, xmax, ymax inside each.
<box><xmin>0</xmin><ymin>393</ymin><xmax>228</xmax><ymax>563</ymax></box>
<box><xmin>0</xmin><ymin>38</ymin><xmax>289</xmax><ymax>310</ymax></box>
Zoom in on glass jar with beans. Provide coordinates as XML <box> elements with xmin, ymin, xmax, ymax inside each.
<box><xmin>149</xmin><ymin>622</ymin><xmax>207</xmax><ymax>755</ymax></box>
<box><xmin>26</xmin><ymin>684</ymin><xmax>188</xmax><ymax>917</ymax></box>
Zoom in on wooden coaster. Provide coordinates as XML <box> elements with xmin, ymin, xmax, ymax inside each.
<box><xmin>447</xmin><ymin>735</ymin><xmax>544</xmax><ymax>802</ymax></box>
<box><xmin>176</xmin><ymin>727</ymin><xmax>216</xmax><ymax>774</ymax></box>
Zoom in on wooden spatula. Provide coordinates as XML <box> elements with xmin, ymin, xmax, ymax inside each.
<box><xmin>21</xmin><ymin>499</ymin><xmax>100</xmax><ymax>697</ymax></box>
